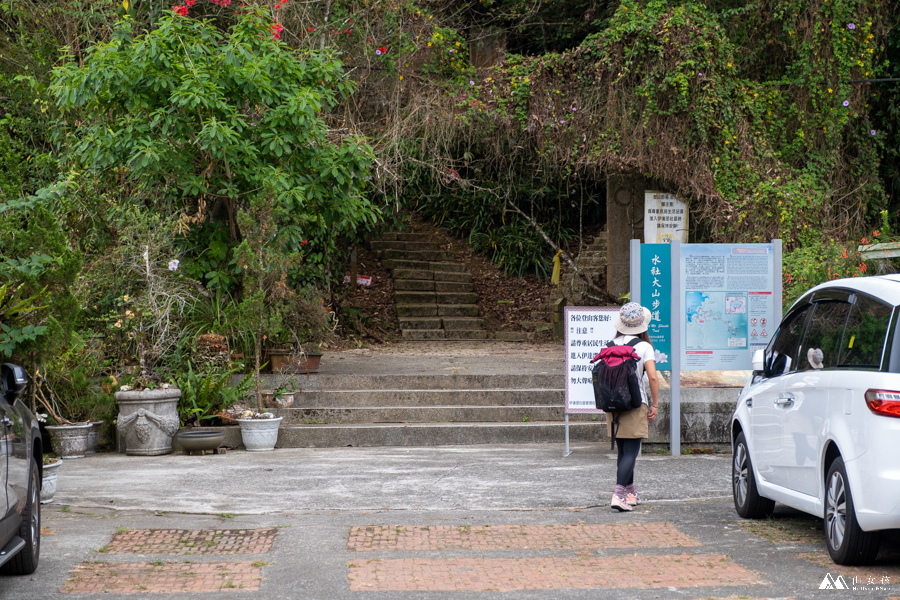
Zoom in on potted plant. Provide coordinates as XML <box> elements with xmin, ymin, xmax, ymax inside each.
<box><xmin>32</xmin><ymin>361</ymin><xmax>115</xmax><ymax>459</ymax></box>
<box><xmin>40</xmin><ymin>455</ymin><xmax>63</xmax><ymax>504</ymax></box>
<box><xmin>229</xmin><ymin>195</ymin><xmax>297</xmax><ymax>451</ymax></box>
<box><xmin>110</xmin><ymin>214</ymin><xmax>195</xmax><ymax>456</ymax></box>
<box><xmin>174</xmin><ymin>361</ymin><xmax>252</xmax><ymax>453</ymax></box>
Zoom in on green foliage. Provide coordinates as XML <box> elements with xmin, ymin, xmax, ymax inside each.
<box><xmin>176</xmin><ymin>362</ymin><xmax>251</xmax><ymax>426</ymax></box>
<box><xmin>781</xmin><ymin>238</ymin><xmax>872</xmax><ymax>308</ymax></box>
<box><xmin>0</xmin><ymin>203</ymin><xmax>82</xmax><ymax>362</ymax></box>
<box><xmin>50</xmin><ymin>5</ymin><xmax>378</xmax><ymax>293</ymax></box>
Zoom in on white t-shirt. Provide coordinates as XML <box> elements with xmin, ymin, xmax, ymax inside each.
<box><xmin>610</xmin><ymin>335</ymin><xmax>655</xmax><ymax>405</ymax></box>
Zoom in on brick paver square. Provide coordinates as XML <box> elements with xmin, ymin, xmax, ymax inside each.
<box><xmin>348</xmin><ymin>522</ymin><xmax>700</xmax><ymax>551</ymax></box>
<box><xmin>106</xmin><ymin>528</ymin><xmax>277</xmax><ymax>555</ymax></box>
<box><xmin>61</xmin><ymin>561</ymin><xmax>263</xmax><ymax>594</ymax></box>
<box><xmin>347</xmin><ymin>554</ymin><xmax>765</xmax><ymax>591</ymax></box>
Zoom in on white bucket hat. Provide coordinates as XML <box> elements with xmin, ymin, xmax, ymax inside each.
<box><xmin>613</xmin><ymin>302</ymin><xmax>652</xmax><ymax>335</ymax></box>
<box><xmin>807</xmin><ymin>347</ymin><xmax>824</xmax><ymax>369</ymax></box>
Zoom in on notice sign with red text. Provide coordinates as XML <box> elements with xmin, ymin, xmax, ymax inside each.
<box><xmin>564</xmin><ymin>307</ymin><xmax>619</xmax><ymax>414</ymax></box>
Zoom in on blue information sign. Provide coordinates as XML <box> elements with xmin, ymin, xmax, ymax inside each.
<box><xmin>640</xmin><ymin>244</ymin><xmax>671</xmax><ymax>368</ymax></box>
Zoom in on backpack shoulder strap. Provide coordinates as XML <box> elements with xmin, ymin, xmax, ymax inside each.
<box><xmin>626</xmin><ymin>337</ymin><xmax>641</xmax><ymax>348</ymax></box>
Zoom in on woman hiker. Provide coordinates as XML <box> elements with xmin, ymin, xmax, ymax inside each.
<box><xmin>607</xmin><ymin>302</ymin><xmax>660</xmax><ymax>512</ymax></box>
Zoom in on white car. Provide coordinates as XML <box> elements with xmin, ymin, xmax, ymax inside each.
<box><xmin>731</xmin><ymin>275</ymin><xmax>900</xmax><ymax>565</ymax></box>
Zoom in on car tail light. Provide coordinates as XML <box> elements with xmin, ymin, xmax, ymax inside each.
<box><xmin>865</xmin><ymin>389</ymin><xmax>900</xmax><ymax>418</ymax></box>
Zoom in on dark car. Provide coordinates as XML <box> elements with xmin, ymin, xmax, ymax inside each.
<box><xmin>0</xmin><ymin>363</ymin><xmax>42</xmax><ymax>574</ymax></box>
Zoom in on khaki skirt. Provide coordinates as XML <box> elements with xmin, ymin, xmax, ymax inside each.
<box><xmin>605</xmin><ymin>403</ymin><xmax>649</xmax><ymax>440</ymax></box>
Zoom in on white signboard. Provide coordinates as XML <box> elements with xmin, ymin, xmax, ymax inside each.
<box><xmin>679</xmin><ymin>244</ymin><xmax>777</xmax><ymax>370</ymax></box>
<box><xmin>564</xmin><ymin>307</ymin><xmax>619</xmax><ymax>414</ymax></box>
<box><xmin>644</xmin><ymin>191</ymin><xmax>688</xmax><ymax>243</ymax></box>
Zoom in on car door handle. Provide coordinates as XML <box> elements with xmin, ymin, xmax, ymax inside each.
<box><xmin>774</xmin><ymin>393</ymin><xmax>795</xmax><ymax>407</ymax></box>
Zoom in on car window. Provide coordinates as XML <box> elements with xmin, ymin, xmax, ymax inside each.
<box><xmin>764</xmin><ymin>304</ymin><xmax>812</xmax><ymax>376</ymax></box>
<box><xmin>838</xmin><ymin>294</ymin><xmax>893</xmax><ymax>369</ymax></box>
<box><xmin>801</xmin><ymin>301</ymin><xmax>851</xmax><ymax>370</ymax></box>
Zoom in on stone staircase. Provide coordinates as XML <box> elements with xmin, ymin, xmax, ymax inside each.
<box><xmin>546</xmin><ymin>230</ymin><xmax>610</xmax><ymax>308</ymax></box>
<box><xmin>207</xmin><ymin>365</ymin><xmax>605</xmax><ymax>448</ymax></box>
<box><xmin>370</xmin><ymin>232</ymin><xmax>487</xmax><ymax>340</ymax></box>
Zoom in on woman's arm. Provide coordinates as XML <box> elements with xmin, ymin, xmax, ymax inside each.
<box><xmin>645</xmin><ymin>359</ymin><xmax>660</xmax><ymax>421</ymax></box>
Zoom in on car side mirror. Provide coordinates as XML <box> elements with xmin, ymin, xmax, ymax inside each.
<box><xmin>751</xmin><ymin>349</ymin><xmax>766</xmax><ymax>378</ymax></box>
<box><xmin>1</xmin><ymin>363</ymin><xmax>28</xmax><ymax>403</ymax></box>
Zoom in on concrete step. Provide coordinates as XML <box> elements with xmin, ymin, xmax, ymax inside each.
<box><xmin>395</xmin><ymin>279</ymin><xmax>435</xmax><ymax>291</ymax></box>
<box><xmin>275</xmin><ymin>405</ymin><xmax>573</xmax><ymax>424</ymax></box>
<box><xmin>384</xmin><ymin>260</ymin><xmax>467</xmax><ymax>272</ymax></box>
<box><xmin>255</xmin><ymin>373</ymin><xmax>563</xmax><ymax>390</ymax></box>
<box><xmin>393</xmin><ymin>268</ymin><xmax>433</xmax><ymax>280</ymax></box>
<box><xmin>392</xmin><ymin>270</ymin><xmax>473</xmax><ymax>283</ymax></box>
<box><xmin>434</xmin><ymin>281</ymin><xmax>473</xmax><ymax>293</ymax></box>
<box><xmin>402</xmin><ymin>329</ymin><xmax>446</xmax><ymax>340</ymax></box>
<box><xmin>370</xmin><ymin>240</ymin><xmax>443</xmax><ymax>253</ymax></box>
<box><xmin>397</xmin><ymin>304</ymin><xmax>438</xmax><ymax>317</ymax></box>
<box><xmin>437</xmin><ymin>292</ymin><xmax>477</xmax><ymax>304</ymax></box>
<box><xmin>381</xmin><ymin>249</ymin><xmax>453</xmax><ymax>262</ymax></box>
<box><xmin>398</xmin><ymin>317</ymin><xmax>442</xmax><ymax>330</ymax></box>
<box><xmin>395</xmin><ymin>291</ymin><xmax>437</xmax><ymax>304</ymax></box>
<box><xmin>437</xmin><ymin>304</ymin><xmax>480</xmax><ymax>317</ymax></box>
<box><xmin>379</xmin><ymin>232</ymin><xmax>436</xmax><ymax>243</ymax></box>
<box><xmin>441</xmin><ymin>317</ymin><xmax>484</xmax><ymax>331</ymax></box>
<box><xmin>291</xmin><ymin>388</ymin><xmax>563</xmax><ymax>407</ymax></box>
<box><xmin>435</xmin><ymin>271</ymin><xmax>472</xmax><ymax>283</ymax></box>
<box><xmin>394</xmin><ymin>280</ymin><xmax>473</xmax><ymax>293</ymax></box>
<box><xmin>267</xmin><ymin>421</ymin><xmax>606</xmax><ymax>448</ymax></box>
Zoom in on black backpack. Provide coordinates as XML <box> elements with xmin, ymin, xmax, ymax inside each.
<box><xmin>590</xmin><ymin>338</ymin><xmax>643</xmax><ymax>448</ymax></box>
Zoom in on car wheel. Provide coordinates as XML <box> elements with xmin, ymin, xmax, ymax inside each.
<box><xmin>1</xmin><ymin>457</ymin><xmax>40</xmax><ymax>575</ymax></box>
<box><xmin>824</xmin><ymin>457</ymin><xmax>880</xmax><ymax>565</ymax></box>
<box><xmin>732</xmin><ymin>432</ymin><xmax>775</xmax><ymax>519</ymax></box>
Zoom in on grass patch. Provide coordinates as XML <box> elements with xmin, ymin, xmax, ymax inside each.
<box><xmin>738</xmin><ymin>515</ymin><xmax>823</xmax><ymax>545</ymax></box>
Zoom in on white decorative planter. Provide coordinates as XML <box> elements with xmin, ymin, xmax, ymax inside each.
<box><xmin>86</xmin><ymin>420</ymin><xmax>104</xmax><ymax>454</ymax></box>
<box><xmin>236</xmin><ymin>417</ymin><xmax>283</xmax><ymax>452</ymax></box>
<box><xmin>115</xmin><ymin>388</ymin><xmax>182</xmax><ymax>456</ymax></box>
<box><xmin>41</xmin><ymin>460</ymin><xmax>63</xmax><ymax>504</ymax></box>
<box><xmin>46</xmin><ymin>424</ymin><xmax>92</xmax><ymax>459</ymax></box>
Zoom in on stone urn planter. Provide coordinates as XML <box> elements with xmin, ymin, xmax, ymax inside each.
<box><xmin>46</xmin><ymin>423</ymin><xmax>92</xmax><ymax>459</ymax></box>
<box><xmin>236</xmin><ymin>416</ymin><xmax>282</xmax><ymax>452</ymax></box>
<box><xmin>115</xmin><ymin>387</ymin><xmax>182</xmax><ymax>456</ymax></box>
<box><xmin>86</xmin><ymin>420</ymin><xmax>104</xmax><ymax>454</ymax></box>
<box><xmin>41</xmin><ymin>459</ymin><xmax>63</xmax><ymax>504</ymax></box>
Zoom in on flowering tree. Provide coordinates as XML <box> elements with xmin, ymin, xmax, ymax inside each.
<box><xmin>50</xmin><ymin>4</ymin><xmax>378</xmax><ymax>284</ymax></box>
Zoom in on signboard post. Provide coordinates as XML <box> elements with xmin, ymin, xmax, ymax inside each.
<box><xmin>629</xmin><ymin>239</ymin><xmax>781</xmax><ymax>456</ymax></box>
<box><xmin>562</xmin><ymin>307</ymin><xmax>619</xmax><ymax>456</ymax></box>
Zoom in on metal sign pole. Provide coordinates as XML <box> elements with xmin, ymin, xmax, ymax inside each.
<box><xmin>670</xmin><ymin>241</ymin><xmax>681</xmax><ymax>457</ymax></box>
<box><xmin>630</xmin><ymin>239</ymin><xmax>641</xmax><ymax>304</ymax></box>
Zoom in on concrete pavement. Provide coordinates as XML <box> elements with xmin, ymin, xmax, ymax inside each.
<box><xmin>4</xmin><ymin>443</ymin><xmax>899</xmax><ymax>599</ymax></box>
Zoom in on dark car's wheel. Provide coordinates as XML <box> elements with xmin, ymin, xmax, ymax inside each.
<box><xmin>732</xmin><ymin>432</ymin><xmax>775</xmax><ymax>519</ymax></box>
<box><xmin>824</xmin><ymin>457</ymin><xmax>880</xmax><ymax>565</ymax></box>
<box><xmin>1</xmin><ymin>457</ymin><xmax>40</xmax><ymax>575</ymax></box>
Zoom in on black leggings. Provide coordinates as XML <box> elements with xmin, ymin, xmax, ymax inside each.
<box><xmin>616</xmin><ymin>438</ymin><xmax>642</xmax><ymax>486</ymax></box>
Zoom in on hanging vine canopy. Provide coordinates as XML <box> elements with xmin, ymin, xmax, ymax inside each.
<box><xmin>405</xmin><ymin>0</ymin><xmax>890</xmax><ymax>248</ymax></box>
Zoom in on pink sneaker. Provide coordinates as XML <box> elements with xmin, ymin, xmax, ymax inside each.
<box><xmin>610</xmin><ymin>494</ymin><xmax>633</xmax><ymax>512</ymax></box>
<box><xmin>626</xmin><ymin>492</ymin><xmax>641</xmax><ymax>506</ymax></box>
